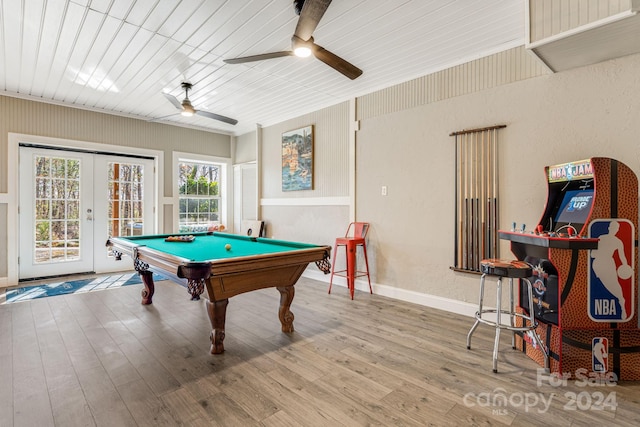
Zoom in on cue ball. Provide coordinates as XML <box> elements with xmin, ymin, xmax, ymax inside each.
<box><xmin>225</xmin><ymin>244</ymin><xmax>231</xmax><ymax>251</ymax></box>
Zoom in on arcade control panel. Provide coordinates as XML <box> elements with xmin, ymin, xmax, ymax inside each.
<box><xmin>499</xmin><ymin>223</ymin><xmax>599</xmax><ymax>250</ymax></box>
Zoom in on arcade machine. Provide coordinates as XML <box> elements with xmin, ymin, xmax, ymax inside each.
<box><xmin>499</xmin><ymin>157</ymin><xmax>640</xmax><ymax>380</ymax></box>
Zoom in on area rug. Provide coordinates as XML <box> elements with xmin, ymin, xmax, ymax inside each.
<box><xmin>2</xmin><ymin>272</ymin><xmax>166</xmax><ymax>304</ymax></box>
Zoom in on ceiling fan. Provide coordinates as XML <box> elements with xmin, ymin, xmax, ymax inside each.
<box><xmin>224</xmin><ymin>0</ymin><xmax>362</xmax><ymax>80</ymax></box>
<box><xmin>162</xmin><ymin>82</ymin><xmax>238</xmax><ymax>125</ymax></box>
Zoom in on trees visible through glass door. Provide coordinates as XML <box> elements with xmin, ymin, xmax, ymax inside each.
<box><xmin>108</xmin><ymin>162</ymin><xmax>146</xmax><ymax>238</ymax></box>
<box><xmin>33</xmin><ymin>155</ymin><xmax>81</xmax><ymax>263</ymax></box>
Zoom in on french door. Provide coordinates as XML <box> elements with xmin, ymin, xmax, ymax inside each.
<box><xmin>19</xmin><ymin>147</ymin><xmax>155</xmax><ymax>279</ymax></box>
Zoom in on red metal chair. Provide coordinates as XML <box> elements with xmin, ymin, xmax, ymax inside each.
<box><xmin>328</xmin><ymin>222</ymin><xmax>372</xmax><ymax>299</ymax></box>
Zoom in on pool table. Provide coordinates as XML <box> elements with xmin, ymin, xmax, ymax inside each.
<box><xmin>107</xmin><ymin>232</ymin><xmax>331</xmax><ymax>354</ymax></box>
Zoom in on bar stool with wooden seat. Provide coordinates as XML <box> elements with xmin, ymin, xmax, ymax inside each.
<box><xmin>466</xmin><ymin>258</ymin><xmax>549</xmax><ymax>373</ymax></box>
<box><xmin>328</xmin><ymin>222</ymin><xmax>372</xmax><ymax>300</ymax></box>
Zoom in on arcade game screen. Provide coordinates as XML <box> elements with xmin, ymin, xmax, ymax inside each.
<box><xmin>554</xmin><ymin>189</ymin><xmax>594</xmax><ymax>229</ymax></box>
<box><xmin>543</xmin><ymin>179</ymin><xmax>594</xmax><ymax>233</ymax></box>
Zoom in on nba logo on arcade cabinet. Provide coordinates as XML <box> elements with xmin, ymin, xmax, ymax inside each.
<box><xmin>588</xmin><ymin>219</ymin><xmax>635</xmax><ymax>322</ymax></box>
<box><xmin>592</xmin><ymin>337</ymin><xmax>609</xmax><ymax>373</ymax></box>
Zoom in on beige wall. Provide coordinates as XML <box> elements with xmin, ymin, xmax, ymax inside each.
<box><xmin>235</xmin><ymin>130</ymin><xmax>257</xmax><ymax>164</ymax></box>
<box><xmin>255</xmin><ymin>47</ymin><xmax>640</xmax><ymax>312</ymax></box>
<box><xmin>261</xmin><ymin>102</ymin><xmax>350</xmax><ymax>199</ymax></box>
<box><xmin>357</xmin><ymin>47</ymin><xmax>548</xmax><ymax>120</ymax></box>
<box><xmin>256</xmin><ymin>101</ymin><xmax>352</xmax><ymax>264</ymax></box>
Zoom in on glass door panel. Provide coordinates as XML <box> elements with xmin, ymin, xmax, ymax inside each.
<box><xmin>108</xmin><ymin>162</ymin><xmax>145</xmax><ymax>237</ymax></box>
<box><xmin>19</xmin><ymin>148</ymin><xmax>94</xmax><ymax>279</ymax></box>
<box><xmin>93</xmin><ymin>156</ymin><xmax>155</xmax><ymax>272</ymax></box>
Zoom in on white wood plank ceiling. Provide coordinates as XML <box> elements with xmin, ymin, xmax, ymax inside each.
<box><xmin>0</xmin><ymin>0</ymin><xmax>526</xmax><ymax>136</ymax></box>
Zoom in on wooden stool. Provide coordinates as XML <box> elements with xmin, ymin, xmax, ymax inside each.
<box><xmin>466</xmin><ymin>258</ymin><xmax>549</xmax><ymax>373</ymax></box>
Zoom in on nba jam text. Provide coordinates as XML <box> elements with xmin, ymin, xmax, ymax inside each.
<box><xmin>548</xmin><ymin>159</ymin><xmax>594</xmax><ymax>182</ymax></box>
<box><xmin>462</xmin><ymin>369</ymin><xmax>617</xmax><ymax>414</ymax></box>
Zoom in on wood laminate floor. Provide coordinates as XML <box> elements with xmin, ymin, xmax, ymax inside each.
<box><xmin>1</xmin><ymin>276</ymin><xmax>639</xmax><ymax>426</ymax></box>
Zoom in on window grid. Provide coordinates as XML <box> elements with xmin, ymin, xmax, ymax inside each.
<box><xmin>33</xmin><ymin>156</ymin><xmax>81</xmax><ymax>263</ymax></box>
<box><xmin>178</xmin><ymin>162</ymin><xmax>221</xmax><ymax>232</ymax></box>
<box><xmin>108</xmin><ymin>162</ymin><xmax>145</xmax><ymax>238</ymax></box>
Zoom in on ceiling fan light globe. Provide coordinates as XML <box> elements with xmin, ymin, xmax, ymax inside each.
<box><xmin>294</xmin><ymin>46</ymin><xmax>312</xmax><ymax>57</ymax></box>
<box><xmin>181</xmin><ymin>99</ymin><xmax>196</xmax><ymax>116</ymax></box>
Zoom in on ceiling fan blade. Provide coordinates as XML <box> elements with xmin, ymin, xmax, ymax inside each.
<box><xmin>224</xmin><ymin>51</ymin><xmax>294</xmax><ymax>64</ymax></box>
<box><xmin>195</xmin><ymin>110</ymin><xmax>238</xmax><ymax>125</ymax></box>
<box><xmin>148</xmin><ymin>113</ymin><xmax>180</xmax><ymax>122</ymax></box>
<box><xmin>294</xmin><ymin>0</ymin><xmax>332</xmax><ymax>41</ymax></box>
<box><xmin>312</xmin><ymin>44</ymin><xmax>362</xmax><ymax>80</ymax></box>
<box><xmin>162</xmin><ymin>92</ymin><xmax>183</xmax><ymax>110</ymax></box>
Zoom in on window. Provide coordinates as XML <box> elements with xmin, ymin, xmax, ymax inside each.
<box><xmin>177</xmin><ymin>158</ymin><xmax>225</xmax><ymax>232</ymax></box>
<box><xmin>33</xmin><ymin>155</ymin><xmax>81</xmax><ymax>263</ymax></box>
<box><xmin>451</xmin><ymin>125</ymin><xmax>505</xmax><ymax>272</ymax></box>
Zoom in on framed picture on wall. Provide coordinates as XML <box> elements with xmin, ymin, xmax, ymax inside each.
<box><xmin>282</xmin><ymin>125</ymin><xmax>314</xmax><ymax>191</ymax></box>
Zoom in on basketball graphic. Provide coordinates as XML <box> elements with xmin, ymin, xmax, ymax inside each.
<box><xmin>589</xmin><ymin>219</ymin><xmax>635</xmax><ymax>322</ymax></box>
<box><xmin>618</xmin><ymin>264</ymin><xmax>633</xmax><ymax>280</ymax></box>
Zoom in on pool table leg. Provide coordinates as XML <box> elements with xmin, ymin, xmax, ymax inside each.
<box><xmin>206</xmin><ymin>298</ymin><xmax>229</xmax><ymax>354</ymax></box>
<box><xmin>277</xmin><ymin>285</ymin><xmax>295</xmax><ymax>333</ymax></box>
<box><xmin>138</xmin><ymin>269</ymin><xmax>155</xmax><ymax>305</ymax></box>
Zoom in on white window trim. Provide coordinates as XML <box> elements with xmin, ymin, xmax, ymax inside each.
<box><xmin>172</xmin><ymin>151</ymin><xmax>232</xmax><ymax>234</ymax></box>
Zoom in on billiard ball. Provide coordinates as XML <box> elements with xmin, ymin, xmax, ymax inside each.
<box><xmin>225</xmin><ymin>244</ymin><xmax>231</xmax><ymax>251</ymax></box>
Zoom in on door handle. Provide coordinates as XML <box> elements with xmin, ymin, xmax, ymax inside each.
<box><xmin>86</xmin><ymin>208</ymin><xmax>93</xmax><ymax>221</ymax></box>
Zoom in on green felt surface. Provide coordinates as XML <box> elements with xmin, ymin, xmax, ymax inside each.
<box><xmin>120</xmin><ymin>232</ymin><xmax>319</xmax><ymax>262</ymax></box>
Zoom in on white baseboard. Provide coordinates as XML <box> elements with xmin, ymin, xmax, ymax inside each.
<box><xmin>303</xmin><ymin>269</ymin><xmax>478</xmax><ymax>318</ymax></box>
